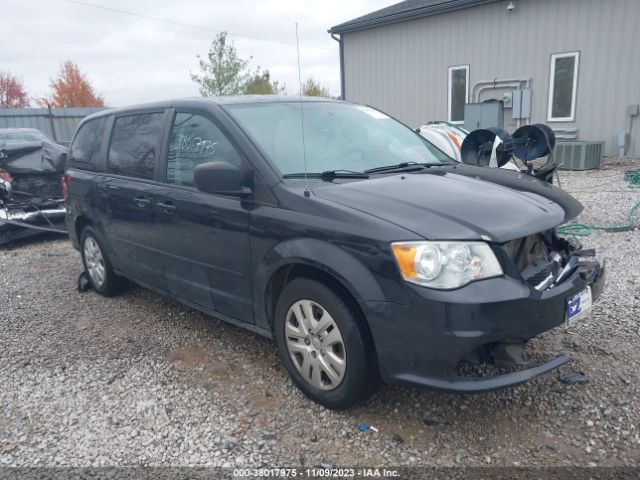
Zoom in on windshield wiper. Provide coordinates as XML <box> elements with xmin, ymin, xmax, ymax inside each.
<box><xmin>320</xmin><ymin>169</ymin><xmax>369</xmax><ymax>178</ymax></box>
<box><xmin>283</xmin><ymin>170</ymin><xmax>369</xmax><ymax>179</ymax></box>
<box><xmin>364</xmin><ymin>162</ymin><xmax>430</xmax><ymax>174</ymax></box>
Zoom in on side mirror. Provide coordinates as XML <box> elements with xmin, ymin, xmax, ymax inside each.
<box><xmin>193</xmin><ymin>161</ymin><xmax>250</xmax><ymax>197</ymax></box>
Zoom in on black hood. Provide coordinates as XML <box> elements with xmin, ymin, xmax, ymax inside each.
<box><xmin>313</xmin><ymin>165</ymin><xmax>583</xmax><ymax>243</ymax></box>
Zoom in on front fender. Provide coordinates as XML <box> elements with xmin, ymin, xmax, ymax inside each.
<box><xmin>253</xmin><ymin>238</ymin><xmax>387</xmax><ymax>330</ymax></box>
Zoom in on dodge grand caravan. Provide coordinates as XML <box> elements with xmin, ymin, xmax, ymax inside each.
<box><xmin>65</xmin><ymin>96</ymin><xmax>604</xmax><ymax>409</ymax></box>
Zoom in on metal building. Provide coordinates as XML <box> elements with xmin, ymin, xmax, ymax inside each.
<box><xmin>329</xmin><ymin>0</ymin><xmax>640</xmax><ymax>157</ymax></box>
<box><xmin>0</xmin><ymin>107</ymin><xmax>105</xmax><ymax>146</ymax></box>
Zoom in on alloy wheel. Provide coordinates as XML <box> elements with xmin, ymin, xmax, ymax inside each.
<box><xmin>284</xmin><ymin>299</ymin><xmax>347</xmax><ymax>390</ymax></box>
<box><xmin>84</xmin><ymin>236</ymin><xmax>106</xmax><ymax>288</ymax></box>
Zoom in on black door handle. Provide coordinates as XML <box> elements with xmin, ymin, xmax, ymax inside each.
<box><xmin>156</xmin><ymin>201</ymin><xmax>176</xmax><ymax>214</ymax></box>
<box><xmin>134</xmin><ymin>196</ymin><xmax>152</xmax><ymax>208</ymax></box>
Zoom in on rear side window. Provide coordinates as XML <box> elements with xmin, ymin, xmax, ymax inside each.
<box><xmin>69</xmin><ymin>117</ymin><xmax>107</xmax><ymax>171</ymax></box>
<box><xmin>107</xmin><ymin>112</ymin><xmax>165</xmax><ymax>179</ymax></box>
<box><xmin>166</xmin><ymin>112</ymin><xmax>244</xmax><ymax>187</ymax></box>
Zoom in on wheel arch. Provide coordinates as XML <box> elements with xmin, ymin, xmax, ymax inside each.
<box><xmin>264</xmin><ymin>260</ymin><xmax>382</xmax><ymax>377</ymax></box>
<box><xmin>72</xmin><ymin>213</ymin><xmax>118</xmax><ymax>269</ymax></box>
<box><xmin>74</xmin><ymin>215</ymin><xmax>91</xmax><ymax>244</ymax></box>
<box><xmin>254</xmin><ymin>238</ymin><xmax>386</xmax><ymax>333</ymax></box>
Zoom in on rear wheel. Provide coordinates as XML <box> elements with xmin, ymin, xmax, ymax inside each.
<box><xmin>80</xmin><ymin>226</ymin><xmax>126</xmax><ymax>296</ymax></box>
<box><xmin>274</xmin><ymin>277</ymin><xmax>378</xmax><ymax>409</ymax></box>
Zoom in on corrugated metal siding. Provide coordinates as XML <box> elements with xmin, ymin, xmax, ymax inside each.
<box><xmin>342</xmin><ymin>0</ymin><xmax>640</xmax><ymax>156</ymax></box>
<box><xmin>0</xmin><ymin>108</ymin><xmax>105</xmax><ymax>145</ymax></box>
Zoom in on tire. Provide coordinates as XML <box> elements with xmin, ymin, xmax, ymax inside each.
<box><xmin>274</xmin><ymin>277</ymin><xmax>378</xmax><ymax>409</ymax></box>
<box><xmin>80</xmin><ymin>226</ymin><xmax>127</xmax><ymax>297</ymax></box>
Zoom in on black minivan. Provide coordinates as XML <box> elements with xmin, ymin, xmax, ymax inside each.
<box><xmin>65</xmin><ymin>96</ymin><xmax>604</xmax><ymax>409</ymax></box>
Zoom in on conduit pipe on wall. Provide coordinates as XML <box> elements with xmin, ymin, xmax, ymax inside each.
<box><xmin>471</xmin><ymin>78</ymin><xmax>531</xmax><ymax>103</ymax></box>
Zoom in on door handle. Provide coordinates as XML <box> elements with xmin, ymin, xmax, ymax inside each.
<box><xmin>134</xmin><ymin>197</ymin><xmax>152</xmax><ymax>208</ymax></box>
<box><xmin>156</xmin><ymin>201</ymin><xmax>176</xmax><ymax>214</ymax></box>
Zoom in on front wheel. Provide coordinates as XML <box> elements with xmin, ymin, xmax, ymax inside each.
<box><xmin>274</xmin><ymin>277</ymin><xmax>378</xmax><ymax>409</ymax></box>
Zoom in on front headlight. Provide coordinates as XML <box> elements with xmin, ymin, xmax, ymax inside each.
<box><xmin>391</xmin><ymin>241</ymin><xmax>503</xmax><ymax>289</ymax></box>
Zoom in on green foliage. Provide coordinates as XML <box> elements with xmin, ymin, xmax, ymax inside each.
<box><xmin>243</xmin><ymin>69</ymin><xmax>285</xmax><ymax>95</ymax></box>
<box><xmin>190</xmin><ymin>32</ymin><xmax>249</xmax><ymax>97</ymax></box>
<box><xmin>301</xmin><ymin>77</ymin><xmax>331</xmax><ymax>97</ymax></box>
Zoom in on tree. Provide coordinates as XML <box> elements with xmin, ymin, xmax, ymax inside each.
<box><xmin>0</xmin><ymin>71</ymin><xmax>29</xmax><ymax>108</ymax></box>
<box><xmin>39</xmin><ymin>61</ymin><xmax>105</xmax><ymax>108</ymax></box>
<box><xmin>243</xmin><ymin>68</ymin><xmax>285</xmax><ymax>95</ymax></box>
<box><xmin>301</xmin><ymin>77</ymin><xmax>331</xmax><ymax>97</ymax></box>
<box><xmin>191</xmin><ymin>32</ymin><xmax>249</xmax><ymax>97</ymax></box>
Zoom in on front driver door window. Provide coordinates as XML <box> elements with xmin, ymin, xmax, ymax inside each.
<box><xmin>167</xmin><ymin>112</ymin><xmax>243</xmax><ymax>187</ymax></box>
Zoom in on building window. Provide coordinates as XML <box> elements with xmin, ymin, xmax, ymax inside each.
<box><xmin>548</xmin><ymin>52</ymin><xmax>579</xmax><ymax>122</ymax></box>
<box><xmin>448</xmin><ymin>65</ymin><xmax>469</xmax><ymax>124</ymax></box>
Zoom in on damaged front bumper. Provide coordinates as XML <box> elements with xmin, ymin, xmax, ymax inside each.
<box><xmin>394</xmin><ymin>355</ymin><xmax>572</xmax><ymax>393</ymax></box>
<box><xmin>361</xmin><ymin>238</ymin><xmax>605</xmax><ymax>393</ymax></box>
<box><xmin>0</xmin><ymin>200</ymin><xmax>67</xmax><ymax>244</ymax></box>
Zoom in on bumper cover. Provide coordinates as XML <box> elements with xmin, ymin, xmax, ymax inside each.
<box><xmin>362</xmin><ymin>260</ymin><xmax>605</xmax><ymax>393</ymax></box>
<box><xmin>394</xmin><ymin>354</ymin><xmax>570</xmax><ymax>393</ymax></box>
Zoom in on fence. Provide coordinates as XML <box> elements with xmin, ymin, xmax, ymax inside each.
<box><xmin>0</xmin><ymin>107</ymin><xmax>106</xmax><ymax>146</ymax></box>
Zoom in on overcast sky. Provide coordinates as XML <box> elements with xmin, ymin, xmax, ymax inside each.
<box><xmin>2</xmin><ymin>0</ymin><xmax>396</xmax><ymax>106</ymax></box>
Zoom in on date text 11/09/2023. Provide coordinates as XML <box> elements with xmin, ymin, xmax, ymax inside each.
<box><xmin>232</xmin><ymin>467</ymin><xmax>400</xmax><ymax>477</ymax></box>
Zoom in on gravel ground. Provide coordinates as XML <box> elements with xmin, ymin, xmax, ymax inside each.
<box><xmin>0</xmin><ymin>160</ymin><xmax>639</xmax><ymax>468</ymax></box>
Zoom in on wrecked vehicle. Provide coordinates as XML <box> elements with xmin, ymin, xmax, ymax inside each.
<box><xmin>0</xmin><ymin>128</ymin><xmax>68</xmax><ymax>244</ymax></box>
<box><xmin>65</xmin><ymin>97</ymin><xmax>604</xmax><ymax>409</ymax></box>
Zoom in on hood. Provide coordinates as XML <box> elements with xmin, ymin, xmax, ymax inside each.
<box><xmin>313</xmin><ymin>165</ymin><xmax>582</xmax><ymax>243</ymax></box>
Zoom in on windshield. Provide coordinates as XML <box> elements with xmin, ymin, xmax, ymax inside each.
<box><xmin>225</xmin><ymin>102</ymin><xmax>451</xmax><ymax>175</ymax></box>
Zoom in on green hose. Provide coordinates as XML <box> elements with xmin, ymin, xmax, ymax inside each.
<box><xmin>624</xmin><ymin>169</ymin><xmax>640</xmax><ymax>188</ymax></box>
<box><xmin>557</xmin><ymin>202</ymin><xmax>640</xmax><ymax>236</ymax></box>
<box><xmin>556</xmin><ymin>170</ymin><xmax>640</xmax><ymax>237</ymax></box>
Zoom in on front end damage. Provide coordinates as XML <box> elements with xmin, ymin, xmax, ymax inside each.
<box><xmin>504</xmin><ymin>231</ymin><xmax>603</xmax><ymax>298</ymax></box>
<box><xmin>447</xmin><ymin>230</ymin><xmax>606</xmax><ymax>390</ymax></box>
<box><xmin>364</xmin><ymin>229</ymin><xmax>605</xmax><ymax>393</ymax></box>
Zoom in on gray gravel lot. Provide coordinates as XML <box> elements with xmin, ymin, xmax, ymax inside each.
<box><xmin>1</xmin><ymin>161</ymin><xmax>639</xmax><ymax>467</ymax></box>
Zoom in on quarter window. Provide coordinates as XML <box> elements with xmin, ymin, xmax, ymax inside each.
<box><xmin>69</xmin><ymin>117</ymin><xmax>107</xmax><ymax>171</ymax></box>
<box><xmin>107</xmin><ymin>112</ymin><xmax>165</xmax><ymax>179</ymax></box>
<box><xmin>166</xmin><ymin>112</ymin><xmax>243</xmax><ymax>187</ymax></box>
<box><xmin>448</xmin><ymin>65</ymin><xmax>469</xmax><ymax>124</ymax></box>
<box><xmin>548</xmin><ymin>52</ymin><xmax>579</xmax><ymax>122</ymax></box>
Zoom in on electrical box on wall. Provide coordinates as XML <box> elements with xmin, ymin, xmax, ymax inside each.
<box><xmin>464</xmin><ymin>102</ymin><xmax>504</xmax><ymax>130</ymax></box>
<box><xmin>628</xmin><ymin>104</ymin><xmax>639</xmax><ymax>117</ymax></box>
<box><xmin>512</xmin><ymin>89</ymin><xmax>532</xmax><ymax>119</ymax></box>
